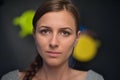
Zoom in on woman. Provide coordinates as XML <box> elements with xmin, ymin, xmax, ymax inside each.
<box><xmin>1</xmin><ymin>0</ymin><xmax>104</xmax><ymax>80</ymax></box>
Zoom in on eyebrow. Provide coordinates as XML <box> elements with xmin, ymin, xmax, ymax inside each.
<box><xmin>59</xmin><ymin>27</ymin><xmax>73</xmax><ymax>31</ymax></box>
<box><xmin>37</xmin><ymin>26</ymin><xmax>51</xmax><ymax>29</ymax></box>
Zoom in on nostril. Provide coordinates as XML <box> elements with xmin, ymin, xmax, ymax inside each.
<box><xmin>49</xmin><ymin>44</ymin><xmax>58</xmax><ymax>49</ymax></box>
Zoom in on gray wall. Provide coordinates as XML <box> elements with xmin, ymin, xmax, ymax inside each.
<box><xmin>0</xmin><ymin>0</ymin><xmax>120</xmax><ymax>80</ymax></box>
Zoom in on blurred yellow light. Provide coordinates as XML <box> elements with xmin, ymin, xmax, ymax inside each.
<box><xmin>73</xmin><ymin>34</ymin><xmax>100</xmax><ymax>62</ymax></box>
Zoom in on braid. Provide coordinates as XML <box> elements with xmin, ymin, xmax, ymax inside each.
<box><xmin>23</xmin><ymin>54</ymin><xmax>43</xmax><ymax>80</ymax></box>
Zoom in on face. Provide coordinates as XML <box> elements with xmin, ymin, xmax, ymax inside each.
<box><xmin>33</xmin><ymin>10</ymin><xmax>80</xmax><ymax>67</ymax></box>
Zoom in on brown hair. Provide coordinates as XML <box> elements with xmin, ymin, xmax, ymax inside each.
<box><xmin>23</xmin><ymin>0</ymin><xmax>80</xmax><ymax>80</ymax></box>
<box><xmin>33</xmin><ymin>0</ymin><xmax>80</xmax><ymax>32</ymax></box>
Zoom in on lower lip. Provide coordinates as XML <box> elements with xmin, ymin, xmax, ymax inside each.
<box><xmin>47</xmin><ymin>52</ymin><xmax>61</xmax><ymax>57</ymax></box>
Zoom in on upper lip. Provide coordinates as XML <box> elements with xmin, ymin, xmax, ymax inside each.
<box><xmin>46</xmin><ymin>51</ymin><xmax>61</xmax><ymax>54</ymax></box>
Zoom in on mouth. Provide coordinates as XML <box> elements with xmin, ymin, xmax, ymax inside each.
<box><xmin>46</xmin><ymin>51</ymin><xmax>61</xmax><ymax>57</ymax></box>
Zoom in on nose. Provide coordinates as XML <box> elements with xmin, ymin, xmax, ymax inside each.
<box><xmin>49</xmin><ymin>34</ymin><xmax>59</xmax><ymax>49</ymax></box>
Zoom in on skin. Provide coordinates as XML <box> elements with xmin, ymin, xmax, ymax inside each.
<box><xmin>19</xmin><ymin>9</ymin><xmax>87</xmax><ymax>80</ymax></box>
<box><xmin>34</xmin><ymin>9</ymin><xmax>79</xmax><ymax>67</ymax></box>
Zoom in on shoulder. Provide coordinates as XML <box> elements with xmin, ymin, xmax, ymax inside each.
<box><xmin>1</xmin><ymin>70</ymin><xmax>19</xmax><ymax>80</ymax></box>
<box><xmin>86</xmin><ymin>70</ymin><xmax>104</xmax><ymax>80</ymax></box>
<box><xmin>70</xmin><ymin>69</ymin><xmax>104</xmax><ymax>80</ymax></box>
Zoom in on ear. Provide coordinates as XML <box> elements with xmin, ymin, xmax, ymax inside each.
<box><xmin>77</xmin><ymin>30</ymin><xmax>80</xmax><ymax>39</ymax></box>
<box><xmin>74</xmin><ymin>31</ymin><xmax>80</xmax><ymax>47</ymax></box>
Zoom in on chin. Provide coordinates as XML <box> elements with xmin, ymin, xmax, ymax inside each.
<box><xmin>45</xmin><ymin>59</ymin><xmax>62</xmax><ymax>67</ymax></box>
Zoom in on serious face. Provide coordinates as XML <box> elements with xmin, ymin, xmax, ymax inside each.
<box><xmin>34</xmin><ymin>10</ymin><xmax>80</xmax><ymax>67</ymax></box>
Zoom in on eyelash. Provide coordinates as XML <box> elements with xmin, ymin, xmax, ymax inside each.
<box><xmin>39</xmin><ymin>29</ymin><xmax>51</xmax><ymax>35</ymax></box>
<box><xmin>60</xmin><ymin>31</ymin><xmax>71</xmax><ymax>36</ymax></box>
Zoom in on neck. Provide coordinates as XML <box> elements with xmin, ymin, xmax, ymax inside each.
<box><xmin>41</xmin><ymin>61</ymin><xmax>71</xmax><ymax>80</ymax></box>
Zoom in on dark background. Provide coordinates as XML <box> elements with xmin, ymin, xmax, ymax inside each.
<box><xmin>0</xmin><ymin>0</ymin><xmax>120</xmax><ymax>80</ymax></box>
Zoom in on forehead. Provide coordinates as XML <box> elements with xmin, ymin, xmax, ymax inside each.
<box><xmin>36</xmin><ymin>10</ymin><xmax>76</xmax><ymax>30</ymax></box>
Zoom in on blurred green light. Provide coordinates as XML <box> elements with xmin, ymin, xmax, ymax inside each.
<box><xmin>13</xmin><ymin>10</ymin><xmax>35</xmax><ymax>38</ymax></box>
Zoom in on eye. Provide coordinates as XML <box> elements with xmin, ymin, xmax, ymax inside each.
<box><xmin>39</xmin><ymin>29</ymin><xmax>51</xmax><ymax>35</ymax></box>
<box><xmin>60</xmin><ymin>31</ymin><xmax>71</xmax><ymax>36</ymax></box>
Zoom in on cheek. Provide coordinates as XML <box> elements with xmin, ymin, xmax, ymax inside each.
<box><xmin>35</xmin><ymin>36</ymin><xmax>48</xmax><ymax>53</ymax></box>
<box><xmin>62</xmin><ymin>38</ymin><xmax>76</xmax><ymax>55</ymax></box>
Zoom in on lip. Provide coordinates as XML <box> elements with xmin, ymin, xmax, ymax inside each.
<box><xmin>46</xmin><ymin>51</ymin><xmax>61</xmax><ymax>57</ymax></box>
